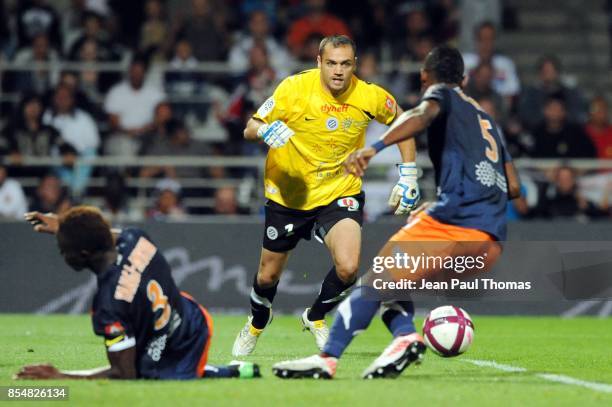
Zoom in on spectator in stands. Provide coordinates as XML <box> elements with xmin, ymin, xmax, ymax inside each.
<box><xmin>224</xmin><ymin>43</ymin><xmax>278</xmax><ymax>155</ymax></box>
<box><xmin>530</xmin><ymin>97</ymin><xmax>596</xmax><ymax>158</ymax></box>
<box><xmin>326</xmin><ymin>0</ymin><xmax>386</xmax><ymax>52</ymax></box>
<box><xmin>392</xmin><ymin>4</ymin><xmax>432</xmax><ymax>62</ymax></box>
<box><xmin>387</xmin><ymin>34</ymin><xmax>435</xmax><ymax>109</ymax></box>
<box><xmin>104</xmin><ymin>56</ymin><xmax>166</xmax><ymax>156</ymax></box>
<box><xmin>61</xmin><ymin>0</ymin><xmax>89</xmax><ymax>49</ymax></box>
<box><xmin>518</xmin><ymin>55</ymin><xmax>588</xmax><ymax>131</ymax></box>
<box><xmin>12</xmin><ymin>33</ymin><xmax>60</xmax><ymax>94</ymax></box>
<box><xmin>465</xmin><ymin>61</ymin><xmax>506</xmax><ymax>120</ymax></box>
<box><xmin>100</xmin><ymin>171</ymin><xmax>141</xmax><ymax>224</ymax></box>
<box><xmin>172</xmin><ymin>0</ymin><xmax>229</xmax><ymax>61</ymax></box>
<box><xmin>286</xmin><ymin>0</ymin><xmax>351</xmax><ymax>57</ymax></box>
<box><xmin>43</xmin><ymin>84</ymin><xmax>100</xmax><ymax>196</ymax></box>
<box><xmin>148</xmin><ymin>178</ymin><xmax>187</xmax><ymax>221</ymax></box>
<box><xmin>164</xmin><ymin>39</ymin><xmax>207</xmax><ymax>119</ymax></box>
<box><xmin>139</xmin><ymin>0</ymin><xmax>169</xmax><ymax>62</ymax></box>
<box><xmin>16</xmin><ymin>0</ymin><xmax>62</xmax><ymax>50</ymax></box>
<box><xmin>213</xmin><ymin>186</ymin><xmax>248</xmax><ymax>215</ymax></box>
<box><xmin>140</xmin><ymin>121</ymin><xmax>210</xmax><ymax>179</ymax></box>
<box><xmin>0</xmin><ymin>164</ymin><xmax>28</xmax><ymax>220</ymax></box>
<box><xmin>139</xmin><ymin>101</ymin><xmax>177</xmax><ymax>154</ymax></box>
<box><xmin>229</xmin><ymin>10</ymin><xmax>294</xmax><ymax>78</ymax></box>
<box><xmin>29</xmin><ymin>172</ymin><xmax>71</xmax><ymax>214</ymax></box>
<box><xmin>458</xmin><ymin>0</ymin><xmax>501</xmax><ymax>51</ymax></box>
<box><xmin>478</xmin><ymin>96</ymin><xmax>529</xmax><ymax>158</ymax></box>
<box><xmin>51</xmin><ymin>70</ymin><xmax>105</xmax><ymax>123</ymax></box>
<box><xmin>75</xmin><ymin>39</ymin><xmax>110</xmax><ymax>99</ymax></box>
<box><xmin>67</xmin><ymin>11</ymin><xmax>116</xmax><ymax>62</ymax></box>
<box><xmin>356</xmin><ymin>52</ymin><xmax>387</xmax><ymax>86</ymax></box>
<box><xmin>585</xmin><ymin>95</ymin><xmax>612</xmax><ymax>159</ymax></box>
<box><xmin>463</xmin><ymin>21</ymin><xmax>520</xmax><ymax>105</ymax></box>
<box><xmin>539</xmin><ymin>166</ymin><xmax>609</xmax><ymax>219</ymax></box>
<box><xmin>1</xmin><ymin>94</ymin><xmax>65</xmax><ymax>177</ymax></box>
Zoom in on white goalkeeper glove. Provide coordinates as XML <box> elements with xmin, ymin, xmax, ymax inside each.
<box><xmin>257</xmin><ymin>120</ymin><xmax>295</xmax><ymax>149</ymax></box>
<box><xmin>388</xmin><ymin>162</ymin><xmax>420</xmax><ymax>215</ymax></box>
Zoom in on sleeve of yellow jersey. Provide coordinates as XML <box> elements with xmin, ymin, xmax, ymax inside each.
<box><xmin>372</xmin><ymin>84</ymin><xmax>398</xmax><ymax>125</ymax></box>
<box><xmin>252</xmin><ymin>76</ymin><xmax>293</xmax><ymax>124</ymax></box>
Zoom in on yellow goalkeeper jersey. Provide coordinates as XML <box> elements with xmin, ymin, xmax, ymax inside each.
<box><xmin>253</xmin><ymin>69</ymin><xmax>398</xmax><ymax>210</ymax></box>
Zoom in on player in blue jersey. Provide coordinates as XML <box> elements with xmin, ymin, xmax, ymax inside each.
<box><xmin>16</xmin><ymin>206</ymin><xmax>260</xmax><ymax>380</ymax></box>
<box><xmin>272</xmin><ymin>45</ymin><xmax>521</xmax><ymax>379</ymax></box>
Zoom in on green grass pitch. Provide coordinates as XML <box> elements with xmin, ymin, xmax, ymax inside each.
<box><xmin>1</xmin><ymin>314</ymin><xmax>611</xmax><ymax>406</ymax></box>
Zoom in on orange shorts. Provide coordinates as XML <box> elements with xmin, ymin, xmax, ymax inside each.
<box><xmin>371</xmin><ymin>212</ymin><xmax>501</xmax><ymax>283</ymax></box>
<box><xmin>391</xmin><ymin>212</ymin><xmax>495</xmax><ymax>242</ymax></box>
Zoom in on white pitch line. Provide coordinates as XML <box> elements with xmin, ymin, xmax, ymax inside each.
<box><xmin>463</xmin><ymin>359</ymin><xmax>612</xmax><ymax>394</ymax></box>
<box><xmin>463</xmin><ymin>359</ymin><xmax>526</xmax><ymax>373</ymax></box>
<box><xmin>537</xmin><ymin>373</ymin><xmax>612</xmax><ymax>394</ymax></box>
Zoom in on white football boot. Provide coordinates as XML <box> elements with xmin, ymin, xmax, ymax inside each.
<box><xmin>272</xmin><ymin>354</ymin><xmax>337</xmax><ymax>379</ymax></box>
<box><xmin>362</xmin><ymin>332</ymin><xmax>426</xmax><ymax>379</ymax></box>
<box><xmin>301</xmin><ymin>308</ymin><xmax>330</xmax><ymax>351</ymax></box>
<box><xmin>232</xmin><ymin>313</ymin><xmax>272</xmax><ymax>357</ymax></box>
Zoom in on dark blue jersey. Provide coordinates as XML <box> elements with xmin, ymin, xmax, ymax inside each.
<box><xmin>422</xmin><ymin>84</ymin><xmax>512</xmax><ymax>240</ymax></box>
<box><xmin>91</xmin><ymin>228</ymin><xmax>210</xmax><ymax>379</ymax></box>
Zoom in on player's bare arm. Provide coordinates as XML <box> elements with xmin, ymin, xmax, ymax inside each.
<box><xmin>243</xmin><ymin>117</ymin><xmax>265</xmax><ymax>141</ymax></box>
<box><xmin>24</xmin><ymin>211</ymin><xmax>59</xmax><ymax>234</ymax></box>
<box><xmin>16</xmin><ymin>348</ymin><xmax>137</xmax><ymax>380</ymax></box>
<box><xmin>345</xmin><ymin>100</ymin><xmax>441</xmax><ymax>176</ymax></box>
<box><xmin>25</xmin><ymin>211</ymin><xmax>122</xmax><ymax>237</ymax></box>
<box><xmin>505</xmin><ymin>161</ymin><xmax>522</xmax><ymax>200</ymax></box>
<box><xmin>393</xmin><ymin>105</ymin><xmax>417</xmax><ymax>163</ymax></box>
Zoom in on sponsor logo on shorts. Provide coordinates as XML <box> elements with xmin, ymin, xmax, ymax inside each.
<box><xmin>266</xmin><ymin>226</ymin><xmax>278</xmax><ymax>240</ymax></box>
<box><xmin>326</xmin><ymin>117</ymin><xmax>339</xmax><ymax>130</ymax></box>
<box><xmin>337</xmin><ymin>197</ymin><xmax>360</xmax><ymax>211</ymax></box>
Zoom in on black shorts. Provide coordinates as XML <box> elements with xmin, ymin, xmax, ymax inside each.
<box><xmin>263</xmin><ymin>192</ymin><xmax>365</xmax><ymax>252</ymax></box>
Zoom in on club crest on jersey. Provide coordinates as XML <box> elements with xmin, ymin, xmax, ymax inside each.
<box><xmin>326</xmin><ymin>117</ymin><xmax>339</xmax><ymax>130</ymax></box>
<box><xmin>342</xmin><ymin>118</ymin><xmax>353</xmax><ymax>131</ymax></box>
<box><xmin>257</xmin><ymin>97</ymin><xmax>275</xmax><ymax>118</ymax></box>
<box><xmin>266</xmin><ymin>226</ymin><xmax>278</xmax><ymax>240</ymax></box>
<box><xmin>337</xmin><ymin>197</ymin><xmax>359</xmax><ymax>211</ymax></box>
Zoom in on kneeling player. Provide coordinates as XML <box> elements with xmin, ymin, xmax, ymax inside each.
<box><xmin>272</xmin><ymin>45</ymin><xmax>520</xmax><ymax>379</ymax></box>
<box><xmin>16</xmin><ymin>207</ymin><xmax>260</xmax><ymax>380</ymax></box>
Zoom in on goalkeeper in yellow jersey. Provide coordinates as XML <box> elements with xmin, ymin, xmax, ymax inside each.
<box><xmin>233</xmin><ymin>35</ymin><xmax>419</xmax><ymax>356</ymax></box>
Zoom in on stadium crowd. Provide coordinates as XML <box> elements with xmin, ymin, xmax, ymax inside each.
<box><xmin>0</xmin><ymin>0</ymin><xmax>611</xmax><ymax>222</ymax></box>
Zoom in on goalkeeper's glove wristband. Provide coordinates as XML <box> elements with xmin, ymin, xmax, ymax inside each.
<box><xmin>257</xmin><ymin>120</ymin><xmax>295</xmax><ymax>149</ymax></box>
<box><xmin>389</xmin><ymin>162</ymin><xmax>421</xmax><ymax>215</ymax></box>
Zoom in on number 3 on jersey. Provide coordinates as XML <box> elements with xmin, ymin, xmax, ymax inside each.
<box><xmin>478</xmin><ymin>115</ymin><xmax>499</xmax><ymax>163</ymax></box>
<box><xmin>147</xmin><ymin>280</ymin><xmax>171</xmax><ymax>330</ymax></box>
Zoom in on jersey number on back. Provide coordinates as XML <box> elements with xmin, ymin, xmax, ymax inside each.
<box><xmin>478</xmin><ymin>115</ymin><xmax>499</xmax><ymax>163</ymax></box>
<box><xmin>146</xmin><ymin>280</ymin><xmax>171</xmax><ymax>331</ymax></box>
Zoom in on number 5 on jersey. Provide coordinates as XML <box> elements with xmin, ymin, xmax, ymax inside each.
<box><xmin>478</xmin><ymin>115</ymin><xmax>499</xmax><ymax>163</ymax></box>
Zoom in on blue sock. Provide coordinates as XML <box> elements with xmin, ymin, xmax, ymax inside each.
<box><xmin>381</xmin><ymin>301</ymin><xmax>416</xmax><ymax>337</ymax></box>
<box><xmin>323</xmin><ymin>286</ymin><xmax>381</xmax><ymax>358</ymax></box>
